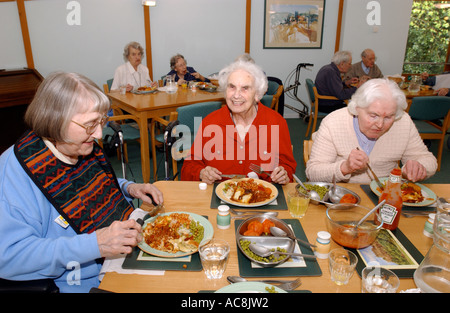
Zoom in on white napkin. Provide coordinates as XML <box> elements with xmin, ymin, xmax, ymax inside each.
<box><xmin>98</xmin><ymin>208</ymin><xmax>165</xmax><ymax>281</ymax></box>
<box><xmin>434</xmin><ymin>73</ymin><xmax>450</xmax><ymax>90</ymax></box>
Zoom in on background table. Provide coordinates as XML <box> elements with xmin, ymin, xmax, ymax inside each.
<box><xmin>107</xmin><ymin>88</ymin><xmax>225</xmax><ymax>183</ymax></box>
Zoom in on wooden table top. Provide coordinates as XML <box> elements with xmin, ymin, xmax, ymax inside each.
<box><xmin>107</xmin><ymin>87</ymin><xmax>225</xmax><ymax>113</ymax></box>
<box><xmin>99</xmin><ymin>181</ymin><xmax>448</xmax><ymax>293</ymax></box>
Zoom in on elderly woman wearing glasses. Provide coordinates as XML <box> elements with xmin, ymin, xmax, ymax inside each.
<box><xmin>306</xmin><ymin>78</ymin><xmax>437</xmax><ymax>184</ymax></box>
<box><xmin>0</xmin><ymin>72</ymin><xmax>163</xmax><ymax>293</ymax></box>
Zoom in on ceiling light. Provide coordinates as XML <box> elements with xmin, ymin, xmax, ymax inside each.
<box><xmin>142</xmin><ymin>1</ymin><xmax>156</xmax><ymax>6</ymax></box>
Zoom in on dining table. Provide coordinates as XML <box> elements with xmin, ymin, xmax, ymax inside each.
<box><xmin>107</xmin><ymin>87</ymin><xmax>225</xmax><ymax>183</ymax></box>
<box><xmin>98</xmin><ymin>180</ymin><xmax>449</xmax><ymax>293</ymax></box>
<box><xmin>403</xmin><ymin>87</ymin><xmax>436</xmax><ymax>110</ymax></box>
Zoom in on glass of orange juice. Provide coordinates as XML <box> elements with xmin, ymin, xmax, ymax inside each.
<box><xmin>287</xmin><ymin>188</ymin><xmax>310</xmax><ymax>218</ymax></box>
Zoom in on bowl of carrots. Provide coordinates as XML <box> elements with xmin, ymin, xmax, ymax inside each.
<box><xmin>236</xmin><ymin>215</ymin><xmax>296</xmax><ymax>267</ymax></box>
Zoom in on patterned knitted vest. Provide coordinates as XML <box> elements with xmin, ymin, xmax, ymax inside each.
<box><xmin>14</xmin><ymin>130</ymin><xmax>134</xmax><ymax>234</ymax></box>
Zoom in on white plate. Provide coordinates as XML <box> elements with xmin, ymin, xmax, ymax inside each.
<box><xmin>215</xmin><ymin>178</ymin><xmax>278</xmax><ymax>208</ymax></box>
<box><xmin>138</xmin><ymin>211</ymin><xmax>213</xmax><ymax>258</ymax></box>
<box><xmin>369</xmin><ymin>177</ymin><xmax>437</xmax><ymax>207</ymax></box>
<box><xmin>215</xmin><ymin>282</ymin><xmax>287</xmax><ymax>293</ymax></box>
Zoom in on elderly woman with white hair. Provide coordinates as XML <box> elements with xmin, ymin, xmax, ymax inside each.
<box><xmin>181</xmin><ymin>60</ymin><xmax>297</xmax><ymax>184</ymax></box>
<box><xmin>111</xmin><ymin>41</ymin><xmax>156</xmax><ymax>92</ymax></box>
<box><xmin>306</xmin><ymin>78</ymin><xmax>437</xmax><ymax>184</ymax></box>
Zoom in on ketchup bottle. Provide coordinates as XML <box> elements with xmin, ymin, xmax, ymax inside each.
<box><xmin>376</xmin><ymin>168</ymin><xmax>403</xmax><ymax>230</ymax></box>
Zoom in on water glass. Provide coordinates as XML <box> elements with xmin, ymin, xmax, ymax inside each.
<box><xmin>199</xmin><ymin>239</ymin><xmax>230</xmax><ymax>279</ymax></box>
<box><xmin>287</xmin><ymin>188</ymin><xmax>310</xmax><ymax>218</ymax></box>
<box><xmin>165</xmin><ymin>75</ymin><xmax>177</xmax><ymax>94</ymax></box>
<box><xmin>361</xmin><ymin>266</ymin><xmax>400</xmax><ymax>293</ymax></box>
<box><xmin>328</xmin><ymin>248</ymin><xmax>358</xmax><ymax>285</ymax></box>
<box><xmin>119</xmin><ymin>85</ymin><xmax>126</xmax><ymax>95</ymax></box>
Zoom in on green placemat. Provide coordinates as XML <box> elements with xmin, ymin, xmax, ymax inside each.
<box><xmin>122</xmin><ymin>246</ymin><xmax>203</xmax><ymax>271</ymax></box>
<box><xmin>349</xmin><ymin>228</ymin><xmax>424</xmax><ymax>279</ymax></box>
<box><xmin>122</xmin><ymin>215</ymin><xmax>209</xmax><ymax>271</ymax></box>
<box><xmin>235</xmin><ymin>219</ymin><xmax>322</xmax><ymax>277</ymax></box>
<box><xmin>211</xmin><ymin>182</ymin><xmax>287</xmax><ymax>210</ymax></box>
<box><xmin>360</xmin><ymin>184</ymin><xmax>436</xmax><ymax>213</ymax></box>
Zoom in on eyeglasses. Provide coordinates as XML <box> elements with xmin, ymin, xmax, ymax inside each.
<box><xmin>72</xmin><ymin>114</ymin><xmax>109</xmax><ymax>135</ymax></box>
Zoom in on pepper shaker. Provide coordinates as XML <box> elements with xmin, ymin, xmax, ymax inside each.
<box><xmin>217</xmin><ymin>205</ymin><xmax>231</xmax><ymax>229</ymax></box>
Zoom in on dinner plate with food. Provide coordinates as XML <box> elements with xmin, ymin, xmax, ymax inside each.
<box><xmin>215</xmin><ymin>178</ymin><xmax>278</xmax><ymax>208</ymax></box>
<box><xmin>138</xmin><ymin>212</ymin><xmax>214</xmax><ymax>257</ymax></box>
<box><xmin>369</xmin><ymin>177</ymin><xmax>437</xmax><ymax>207</ymax></box>
<box><xmin>131</xmin><ymin>86</ymin><xmax>158</xmax><ymax>94</ymax></box>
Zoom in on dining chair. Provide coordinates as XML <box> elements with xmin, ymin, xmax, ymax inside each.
<box><xmin>303</xmin><ymin>139</ymin><xmax>313</xmax><ymax>166</ymax></box>
<box><xmin>261</xmin><ymin>80</ymin><xmax>283</xmax><ymax>112</ymax></box>
<box><xmin>304</xmin><ymin>78</ymin><xmax>342</xmax><ymax>139</ymax></box>
<box><xmin>150</xmin><ymin>101</ymin><xmax>223</xmax><ymax>181</ymax></box>
<box><xmin>408</xmin><ymin>96</ymin><xmax>450</xmax><ymax>171</ymax></box>
<box><xmin>100</xmin><ymin>78</ymin><xmax>145</xmax><ymax>164</ymax></box>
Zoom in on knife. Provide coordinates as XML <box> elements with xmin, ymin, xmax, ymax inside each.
<box><xmin>356</xmin><ymin>147</ymin><xmax>384</xmax><ymax>191</ymax></box>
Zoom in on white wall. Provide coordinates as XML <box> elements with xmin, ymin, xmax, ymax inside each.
<box><xmin>1</xmin><ymin>0</ymin><xmax>413</xmax><ymax>117</ymax></box>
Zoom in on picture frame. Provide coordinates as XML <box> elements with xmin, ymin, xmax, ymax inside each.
<box><xmin>263</xmin><ymin>0</ymin><xmax>326</xmax><ymax>49</ymax></box>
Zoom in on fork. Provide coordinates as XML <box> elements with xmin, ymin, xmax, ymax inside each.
<box><xmin>276</xmin><ymin>278</ymin><xmax>302</xmax><ymax>291</ymax></box>
<box><xmin>249</xmin><ymin>163</ymin><xmax>271</xmax><ymax>176</ymax></box>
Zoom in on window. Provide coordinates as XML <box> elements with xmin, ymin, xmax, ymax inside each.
<box><xmin>403</xmin><ymin>0</ymin><xmax>450</xmax><ymax>74</ymax></box>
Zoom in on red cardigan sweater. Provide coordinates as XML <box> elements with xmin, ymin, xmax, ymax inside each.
<box><xmin>180</xmin><ymin>103</ymin><xmax>297</xmax><ymax>182</ymax></box>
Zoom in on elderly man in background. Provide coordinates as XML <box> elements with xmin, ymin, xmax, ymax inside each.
<box><xmin>421</xmin><ymin>71</ymin><xmax>450</xmax><ymax>96</ymax></box>
<box><xmin>315</xmin><ymin>51</ymin><xmax>368</xmax><ymax>113</ymax></box>
<box><xmin>306</xmin><ymin>78</ymin><xmax>437</xmax><ymax>184</ymax></box>
<box><xmin>345</xmin><ymin>49</ymin><xmax>383</xmax><ymax>81</ymax></box>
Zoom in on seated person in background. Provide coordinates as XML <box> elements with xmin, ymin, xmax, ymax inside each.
<box><xmin>180</xmin><ymin>60</ymin><xmax>297</xmax><ymax>185</ymax></box>
<box><xmin>111</xmin><ymin>41</ymin><xmax>157</xmax><ymax>92</ymax></box>
<box><xmin>306</xmin><ymin>78</ymin><xmax>437</xmax><ymax>184</ymax></box>
<box><xmin>315</xmin><ymin>51</ymin><xmax>368</xmax><ymax>113</ymax></box>
<box><xmin>167</xmin><ymin>53</ymin><xmax>210</xmax><ymax>86</ymax></box>
<box><xmin>345</xmin><ymin>48</ymin><xmax>383</xmax><ymax>81</ymax></box>
<box><xmin>0</xmin><ymin>72</ymin><xmax>163</xmax><ymax>293</ymax></box>
<box><xmin>421</xmin><ymin>71</ymin><xmax>450</xmax><ymax>96</ymax></box>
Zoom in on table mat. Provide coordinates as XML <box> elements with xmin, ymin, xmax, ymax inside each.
<box><xmin>211</xmin><ymin>182</ymin><xmax>287</xmax><ymax>210</ymax></box>
<box><xmin>235</xmin><ymin>219</ymin><xmax>322</xmax><ymax>278</ymax></box>
<box><xmin>121</xmin><ymin>216</ymin><xmax>209</xmax><ymax>271</ymax></box>
<box><xmin>360</xmin><ymin>184</ymin><xmax>436</xmax><ymax>213</ymax></box>
<box><xmin>349</xmin><ymin>228</ymin><xmax>424</xmax><ymax>279</ymax></box>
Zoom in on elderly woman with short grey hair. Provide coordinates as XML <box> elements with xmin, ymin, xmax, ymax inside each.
<box><xmin>0</xmin><ymin>72</ymin><xmax>163</xmax><ymax>292</ymax></box>
<box><xmin>111</xmin><ymin>41</ymin><xmax>156</xmax><ymax>92</ymax></box>
<box><xmin>166</xmin><ymin>53</ymin><xmax>209</xmax><ymax>85</ymax></box>
<box><xmin>181</xmin><ymin>60</ymin><xmax>297</xmax><ymax>184</ymax></box>
<box><xmin>306</xmin><ymin>78</ymin><xmax>437</xmax><ymax>184</ymax></box>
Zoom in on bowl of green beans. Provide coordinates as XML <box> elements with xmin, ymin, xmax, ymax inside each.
<box><xmin>296</xmin><ymin>182</ymin><xmax>361</xmax><ymax>207</ymax></box>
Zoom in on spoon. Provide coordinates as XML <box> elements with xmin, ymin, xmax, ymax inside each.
<box><xmin>354</xmin><ymin>200</ymin><xmax>386</xmax><ymax>229</ymax></box>
<box><xmin>293</xmin><ymin>174</ymin><xmax>321</xmax><ymax>201</ymax></box>
<box><xmin>249</xmin><ymin>243</ymin><xmax>317</xmax><ymax>259</ymax></box>
<box><xmin>269</xmin><ymin>226</ymin><xmax>316</xmax><ymax>248</ymax></box>
<box><xmin>328</xmin><ymin>174</ymin><xmax>340</xmax><ymax>204</ymax></box>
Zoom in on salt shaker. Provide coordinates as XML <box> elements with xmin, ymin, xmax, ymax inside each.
<box><xmin>217</xmin><ymin>205</ymin><xmax>231</xmax><ymax>229</ymax></box>
<box><xmin>314</xmin><ymin>231</ymin><xmax>331</xmax><ymax>259</ymax></box>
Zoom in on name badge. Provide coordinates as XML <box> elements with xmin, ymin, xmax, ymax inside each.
<box><xmin>54</xmin><ymin>215</ymin><xmax>69</xmax><ymax>229</ymax></box>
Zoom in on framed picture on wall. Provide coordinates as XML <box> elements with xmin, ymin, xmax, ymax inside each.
<box><xmin>264</xmin><ymin>0</ymin><xmax>326</xmax><ymax>49</ymax></box>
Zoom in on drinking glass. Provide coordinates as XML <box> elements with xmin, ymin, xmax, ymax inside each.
<box><xmin>361</xmin><ymin>266</ymin><xmax>400</xmax><ymax>293</ymax></box>
<box><xmin>408</xmin><ymin>76</ymin><xmax>421</xmax><ymax>93</ymax></box>
<box><xmin>199</xmin><ymin>239</ymin><xmax>230</xmax><ymax>279</ymax></box>
<box><xmin>165</xmin><ymin>75</ymin><xmax>177</xmax><ymax>94</ymax></box>
<box><xmin>328</xmin><ymin>248</ymin><xmax>358</xmax><ymax>285</ymax></box>
<box><xmin>287</xmin><ymin>188</ymin><xmax>310</xmax><ymax>218</ymax></box>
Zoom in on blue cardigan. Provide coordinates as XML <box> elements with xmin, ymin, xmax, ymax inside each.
<box><xmin>0</xmin><ymin>146</ymin><xmax>134</xmax><ymax>293</ymax></box>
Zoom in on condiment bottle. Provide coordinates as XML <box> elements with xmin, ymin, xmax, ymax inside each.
<box><xmin>217</xmin><ymin>205</ymin><xmax>231</xmax><ymax>229</ymax></box>
<box><xmin>314</xmin><ymin>231</ymin><xmax>331</xmax><ymax>259</ymax></box>
<box><xmin>376</xmin><ymin>168</ymin><xmax>403</xmax><ymax>230</ymax></box>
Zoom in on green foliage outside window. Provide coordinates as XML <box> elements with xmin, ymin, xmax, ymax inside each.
<box><xmin>403</xmin><ymin>1</ymin><xmax>450</xmax><ymax>74</ymax></box>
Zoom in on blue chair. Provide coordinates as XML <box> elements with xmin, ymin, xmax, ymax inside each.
<box><xmin>409</xmin><ymin>96</ymin><xmax>450</xmax><ymax>171</ymax></box>
<box><xmin>261</xmin><ymin>80</ymin><xmax>283</xmax><ymax>112</ymax></box>
<box><xmin>150</xmin><ymin>101</ymin><xmax>223</xmax><ymax>181</ymax></box>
